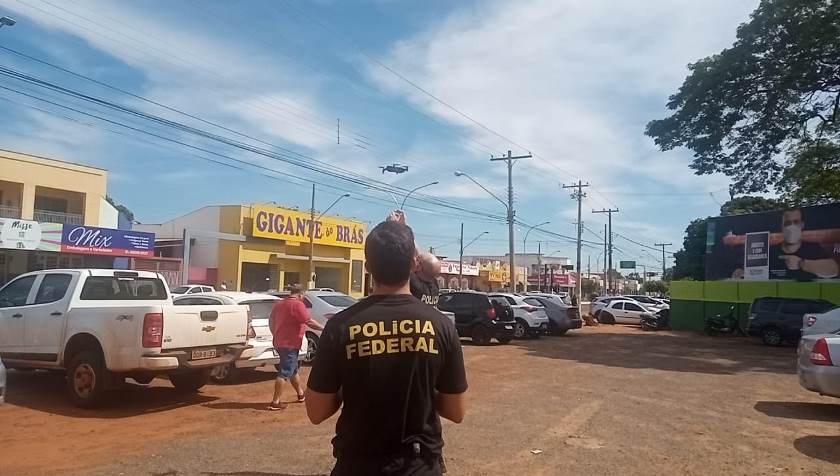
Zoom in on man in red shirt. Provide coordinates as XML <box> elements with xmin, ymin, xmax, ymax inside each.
<box><xmin>268</xmin><ymin>285</ymin><xmax>324</xmax><ymax>411</ymax></box>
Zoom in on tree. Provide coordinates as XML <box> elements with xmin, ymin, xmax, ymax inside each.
<box><xmin>779</xmin><ymin>141</ymin><xmax>840</xmax><ymax>204</ymax></box>
<box><xmin>581</xmin><ymin>278</ymin><xmax>598</xmax><ymax>297</ymax></box>
<box><xmin>672</xmin><ymin>218</ymin><xmax>707</xmax><ymax>280</ymax></box>
<box><xmin>719</xmin><ymin>196</ymin><xmax>784</xmax><ymax>216</ymax></box>
<box><xmin>105</xmin><ymin>196</ymin><xmax>134</xmax><ymax>222</ymax></box>
<box><xmin>641</xmin><ymin>280</ymin><xmax>669</xmax><ymax>295</ymax></box>
<box><xmin>646</xmin><ymin>0</ymin><xmax>840</xmax><ymax>194</ymax></box>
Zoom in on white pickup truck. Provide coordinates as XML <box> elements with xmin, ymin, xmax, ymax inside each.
<box><xmin>0</xmin><ymin>269</ymin><xmax>249</xmax><ymax>408</ymax></box>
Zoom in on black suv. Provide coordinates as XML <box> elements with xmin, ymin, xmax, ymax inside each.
<box><xmin>437</xmin><ymin>291</ymin><xmax>516</xmax><ymax>345</ymax></box>
<box><xmin>748</xmin><ymin>297</ymin><xmax>835</xmax><ymax>345</ymax></box>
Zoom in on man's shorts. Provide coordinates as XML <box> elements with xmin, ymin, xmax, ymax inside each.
<box><xmin>275</xmin><ymin>347</ymin><xmax>300</xmax><ymax>379</ymax></box>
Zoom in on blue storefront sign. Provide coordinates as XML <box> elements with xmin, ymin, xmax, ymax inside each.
<box><xmin>60</xmin><ymin>224</ymin><xmax>155</xmax><ymax>257</ymax></box>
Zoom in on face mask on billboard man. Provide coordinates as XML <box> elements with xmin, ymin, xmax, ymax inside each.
<box><xmin>773</xmin><ymin>209</ymin><xmax>838</xmax><ymax>279</ymax></box>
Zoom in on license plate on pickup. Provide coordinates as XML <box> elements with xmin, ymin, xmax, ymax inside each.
<box><xmin>191</xmin><ymin>348</ymin><xmax>217</xmax><ymax>360</ymax></box>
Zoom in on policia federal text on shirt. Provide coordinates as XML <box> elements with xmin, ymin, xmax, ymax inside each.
<box><xmin>305</xmin><ymin>220</ymin><xmax>468</xmax><ymax>476</ymax></box>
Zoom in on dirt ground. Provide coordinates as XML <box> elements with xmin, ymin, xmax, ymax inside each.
<box><xmin>2</xmin><ymin>325</ymin><xmax>839</xmax><ymax>476</ymax></box>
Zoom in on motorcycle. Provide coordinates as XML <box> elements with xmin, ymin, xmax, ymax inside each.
<box><xmin>704</xmin><ymin>306</ymin><xmax>746</xmax><ymax>336</ymax></box>
<box><xmin>640</xmin><ymin>309</ymin><xmax>670</xmax><ymax>331</ymax></box>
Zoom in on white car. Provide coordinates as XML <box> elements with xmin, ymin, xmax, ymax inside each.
<box><xmin>302</xmin><ymin>290</ymin><xmax>358</xmax><ymax>363</ymax></box>
<box><xmin>0</xmin><ymin>269</ymin><xmax>248</xmax><ymax>407</ymax></box>
<box><xmin>489</xmin><ymin>293</ymin><xmax>550</xmax><ymax>338</ymax></box>
<box><xmin>802</xmin><ymin>306</ymin><xmax>840</xmax><ymax>337</ymax></box>
<box><xmin>173</xmin><ymin>292</ymin><xmax>307</xmax><ymax>382</ymax></box>
<box><xmin>595</xmin><ymin>299</ymin><xmax>656</xmax><ymax>325</ymax></box>
<box><xmin>798</xmin><ymin>332</ymin><xmax>840</xmax><ymax>398</ymax></box>
<box><xmin>170</xmin><ymin>284</ymin><xmax>215</xmax><ymax>297</ymax></box>
<box><xmin>624</xmin><ymin>295</ymin><xmax>670</xmax><ymax>311</ymax></box>
<box><xmin>0</xmin><ymin>358</ymin><xmax>5</xmax><ymax>404</ymax></box>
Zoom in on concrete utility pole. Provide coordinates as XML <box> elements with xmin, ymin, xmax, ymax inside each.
<box><xmin>654</xmin><ymin>242</ymin><xmax>672</xmax><ymax>279</ymax></box>
<box><xmin>593</xmin><ymin>208</ymin><xmax>619</xmax><ymax>294</ymax></box>
<box><xmin>603</xmin><ymin>224</ymin><xmax>607</xmax><ymax>295</ymax></box>
<box><xmin>537</xmin><ymin>241</ymin><xmax>542</xmax><ymax>292</ymax></box>
<box><xmin>458</xmin><ymin>223</ymin><xmax>464</xmax><ymax>290</ymax></box>
<box><xmin>563</xmin><ymin>181</ymin><xmax>589</xmax><ymax>302</ymax></box>
<box><xmin>490</xmin><ymin>150</ymin><xmax>531</xmax><ymax>292</ymax></box>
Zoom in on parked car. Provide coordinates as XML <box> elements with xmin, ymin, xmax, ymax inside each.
<box><xmin>624</xmin><ymin>295</ymin><xmax>670</xmax><ymax>310</ymax></box>
<box><xmin>526</xmin><ymin>292</ymin><xmax>572</xmax><ymax>305</ymax></box>
<box><xmin>522</xmin><ymin>295</ymin><xmax>581</xmax><ymax>335</ymax></box>
<box><xmin>590</xmin><ymin>296</ymin><xmax>625</xmax><ymax>314</ymax></box>
<box><xmin>302</xmin><ymin>290</ymin><xmax>358</xmax><ymax>363</ymax></box>
<box><xmin>802</xmin><ymin>305</ymin><xmax>840</xmax><ymax>337</ymax></box>
<box><xmin>0</xmin><ymin>269</ymin><xmax>249</xmax><ymax>407</ymax></box>
<box><xmin>173</xmin><ymin>292</ymin><xmax>307</xmax><ymax>382</ymax></box>
<box><xmin>797</xmin><ymin>332</ymin><xmax>840</xmax><ymax>398</ymax></box>
<box><xmin>0</xmin><ymin>357</ymin><xmax>5</xmax><ymax>404</ymax></box>
<box><xmin>747</xmin><ymin>297</ymin><xmax>835</xmax><ymax>346</ymax></box>
<box><xmin>170</xmin><ymin>284</ymin><xmax>215</xmax><ymax>296</ymax></box>
<box><xmin>595</xmin><ymin>299</ymin><xmax>656</xmax><ymax>325</ymax></box>
<box><xmin>489</xmin><ymin>293</ymin><xmax>550</xmax><ymax>338</ymax></box>
<box><xmin>437</xmin><ymin>291</ymin><xmax>516</xmax><ymax>345</ymax></box>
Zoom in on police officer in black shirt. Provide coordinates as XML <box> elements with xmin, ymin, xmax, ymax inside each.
<box><xmin>306</xmin><ymin>220</ymin><xmax>468</xmax><ymax>476</ymax></box>
<box><xmin>411</xmin><ymin>252</ymin><xmax>442</xmax><ymax>306</ymax></box>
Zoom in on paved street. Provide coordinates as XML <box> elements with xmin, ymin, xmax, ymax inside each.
<box><xmin>2</xmin><ymin>325</ymin><xmax>839</xmax><ymax>476</ymax></box>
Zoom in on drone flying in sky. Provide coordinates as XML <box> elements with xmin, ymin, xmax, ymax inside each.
<box><xmin>379</xmin><ymin>163</ymin><xmax>409</xmax><ymax>175</ymax></box>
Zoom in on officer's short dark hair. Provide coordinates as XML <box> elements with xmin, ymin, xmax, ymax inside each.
<box><xmin>365</xmin><ymin>221</ymin><xmax>416</xmax><ymax>286</ymax></box>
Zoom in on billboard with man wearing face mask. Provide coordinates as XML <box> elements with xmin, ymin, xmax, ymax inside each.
<box><xmin>706</xmin><ymin>203</ymin><xmax>840</xmax><ymax>281</ymax></box>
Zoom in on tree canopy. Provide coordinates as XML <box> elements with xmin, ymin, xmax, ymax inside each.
<box><xmin>646</xmin><ymin>0</ymin><xmax>840</xmax><ymax>194</ymax></box>
<box><xmin>641</xmin><ymin>280</ymin><xmax>669</xmax><ymax>295</ymax></box>
<box><xmin>106</xmin><ymin>196</ymin><xmax>135</xmax><ymax>222</ymax></box>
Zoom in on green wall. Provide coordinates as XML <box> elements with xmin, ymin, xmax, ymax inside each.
<box><xmin>670</xmin><ymin>281</ymin><xmax>840</xmax><ymax>331</ymax></box>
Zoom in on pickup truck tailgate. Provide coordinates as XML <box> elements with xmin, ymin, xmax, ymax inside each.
<box><xmin>160</xmin><ymin>304</ymin><xmax>248</xmax><ymax>350</ymax></box>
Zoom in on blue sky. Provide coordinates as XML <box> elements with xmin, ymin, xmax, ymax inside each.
<box><xmin>0</xmin><ymin>0</ymin><xmax>759</xmax><ymax>273</ymax></box>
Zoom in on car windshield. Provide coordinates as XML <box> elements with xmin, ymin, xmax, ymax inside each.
<box><xmin>171</xmin><ymin>286</ymin><xmax>190</xmax><ymax>294</ymax></box>
<box><xmin>244</xmin><ymin>300</ymin><xmax>276</xmax><ymax>319</ymax></box>
<box><xmin>80</xmin><ymin>276</ymin><xmax>168</xmax><ymax>300</ymax></box>
<box><xmin>319</xmin><ymin>295</ymin><xmax>357</xmax><ymax>308</ymax></box>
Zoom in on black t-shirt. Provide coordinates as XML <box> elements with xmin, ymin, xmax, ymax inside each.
<box><xmin>769</xmin><ymin>242</ymin><xmax>832</xmax><ymax>280</ymax></box>
<box><xmin>307</xmin><ymin>294</ymin><xmax>467</xmax><ymax>464</ymax></box>
<box><xmin>410</xmin><ymin>274</ymin><xmax>440</xmax><ymax>306</ymax></box>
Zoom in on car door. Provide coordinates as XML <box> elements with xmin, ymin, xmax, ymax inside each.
<box><xmin>621</xmin><ymin>302</ymin><xmax>647</xmax><ymax>324</ymax></box>
<box><xmin>24</xmin><ymin>272</ymin><xmax>76</xmax><ymax>360</ymax></box>
<box><xmin>0</xmin><ymin>275</ymin><xmax>38</xmax><ymax>357</ymax></box>
<box><xmin>606</xmin><ymin>301</ymin><xmax>625</xmax><ymax>321</ymax></box>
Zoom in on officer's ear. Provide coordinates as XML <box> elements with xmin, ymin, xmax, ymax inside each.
<box><xmin>412</xmin><ymin>252</ymin><xmax>421</xmax><ymax>273</ymax></box>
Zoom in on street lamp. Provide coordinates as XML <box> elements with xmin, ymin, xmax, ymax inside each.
<box><xmin>0</xmin><ymin>16</ymin><xmax>15</xmax><ymax>28</ymax></box>
<box><xmin>307</xmin><ymin>186</ymin><xmax>350</xmax><ymax>289</ymax></box>
<box><xmin>400</xmin><ymin>181</ymin><xmax>439</xmax><ymax>209</ymax></box>
<box><xmin>455</xmin><ymin>170</ymin><xmax>517</xmax><ymax>291</ymax></box>
<box><xmin>459</xmin><ymin>227</ymin><xmax>488</xmax><ymax>290</ymax></box>
<box><xmin>523</xmin><ymin>221</ymin><xmax>550</xmax><ymax>254</ymax></box>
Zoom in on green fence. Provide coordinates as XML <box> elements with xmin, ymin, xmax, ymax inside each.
<box><xmin>670</xmin><ymin>281</ymin><xmax>840</xmax><ymax>331</ymax></box>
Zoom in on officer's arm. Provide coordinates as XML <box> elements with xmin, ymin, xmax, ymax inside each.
<box><xmin>436</xmin><ymin>391</ymin><xmax>466</xmax><ymax>423</ymax></box>
<box><xmin>305</xmin><ymin>389</ymin><xmax>342</xmax><ymax>424</ymax></box>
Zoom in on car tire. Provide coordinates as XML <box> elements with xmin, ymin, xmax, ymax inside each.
<box><xmin>170</xmin><ymin>371</ymin><xmax>209</xmax><ymax>392</ymax></box>
<box><xmin>66</xmin><ymin>350</ymin><xmax>109</xmax><ymax>408</ymax></box>
<box><xmin>132</xmin><ymin>375</ymin><xmax>154</xmax><ymax>385</ymax></box>
<box><xmin>513</xmin><ymin>319</ymin><xmax>529</xmax><ymax>339</ymax></box>
<box><xmin>209</xmin><ymin>363</ymin><xmax>239</xmax><ymax>384</ymax></box>
<box><xmin>496</xmin><ymin>335</ymin><xmax>513</xmax><ymax>344</ymax></box>
<box><xmin>599</xmin><ymin>312</ymin><xmax>616</xmax><ymax>325</ymax></box>
<box><xmin>472</xmin><ymin>325</ymin><xmax>491</xmax><ymax>345</ymax></box>
<box><xmin>303</xmin><ymin>332</ymin><xmax>319</xmax><ymax>364</ymax></box>
<box><xmin>761</xmin><ymin>326</ymin><xmax>783</xmax><ymax>346</ymax></box>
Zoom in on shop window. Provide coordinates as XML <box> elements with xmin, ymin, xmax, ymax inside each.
<box><xmin>351</xmin><ymin>260</ymin><xmax>363</xmax><ymax>293</ymax></box>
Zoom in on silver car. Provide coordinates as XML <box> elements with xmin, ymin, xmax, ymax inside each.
<box><xmin>302</xmin><ymin>291</ymin><xmax>358</xmax><ymax>363</ymax></box>
<box><xmin>489</xmin><ymin>293</ymin><xmax>549</xmax><ymax>338</ymax></box>
<box><xmin>0</xmin><ymin>358</ymin><xmax>5</xmax><ymax>404</ymax></box>
<box><xmin>798</xmin><ymin>333</ymin><xmax>840</xmax><ymax>398</ymax></box>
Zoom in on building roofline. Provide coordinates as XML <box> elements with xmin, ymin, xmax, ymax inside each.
<box><xmin>0</xmin><ymin>148</ymin><xmax>108</xmax><ymax>173</ymax></box>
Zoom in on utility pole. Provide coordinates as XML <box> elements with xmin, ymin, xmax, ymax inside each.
<box><xmin>458</xmin><ymin>223</ymin><xmax>465</xmax><ymax>290</ymax></box>
<box><xmin>603</xmin><ymin>224</ymin><xmax>607</xmax><ymax>295</ymax></box>
<box><xmin>563</xmin><ymin>181</ymin><xmax>589</xmax><ymax>302</ymax></box>
<box><xmin>593</xmin><ymin>208</ymin><xmax>619</xmax><ymax>294</ymax></box>
<box><xmin>490</xmin><ymin>150</ymin><xmax>531</xmax><ymax>292</ymax></box>
<box><xmin>654</xmin><ymin>242</ymin><xmax>672</xmax><ymax>279</ymax></box>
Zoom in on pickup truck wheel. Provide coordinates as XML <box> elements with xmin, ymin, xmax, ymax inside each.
<box><xmin>170</xmin><ymin>371</ymin><xmax>209</xmax><ymax>392</ymax></box>
<box><xmin>303</xmin><ymin>333</ymin><xmax>319</xmax><ymax>364</ymax></box>
<box><xmin>513</xmin><ymin>319</ymin><xmax>528</xmax><ymax>339</ymax></box>
<box><xmin>471</xmin><ymin>325</ymin><xmax>491</xmax><ymax>345</ymax></box>
<box><xmin>66</xmin><ymin>350</ymin><xmax>109</xmax><ymax>408</ymax></box>
<box><xmin>209</xmin><ymin>364</ymin><xmax>239</xmax><ymax>384</ymax></box>
<box><xmin>761</xmin><ymin>327</ymin><xmax>783</xmax><ymax>346</ymax></box>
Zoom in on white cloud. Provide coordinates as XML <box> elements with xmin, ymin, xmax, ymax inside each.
<box><xmin>367</xmin><ymin>0</ymin><xmax>758</xmax><ymax>210</ymax></box>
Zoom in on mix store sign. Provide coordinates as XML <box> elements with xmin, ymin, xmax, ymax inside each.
<box><xmin>0</xmin><ymin>218</ymin><xmax>155</xmax><ymax>257</ymax></box>
<box><xmin>251</xmin><ymin>204</ymin><xmax>366</xmax><ymax>249</ymax></box>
